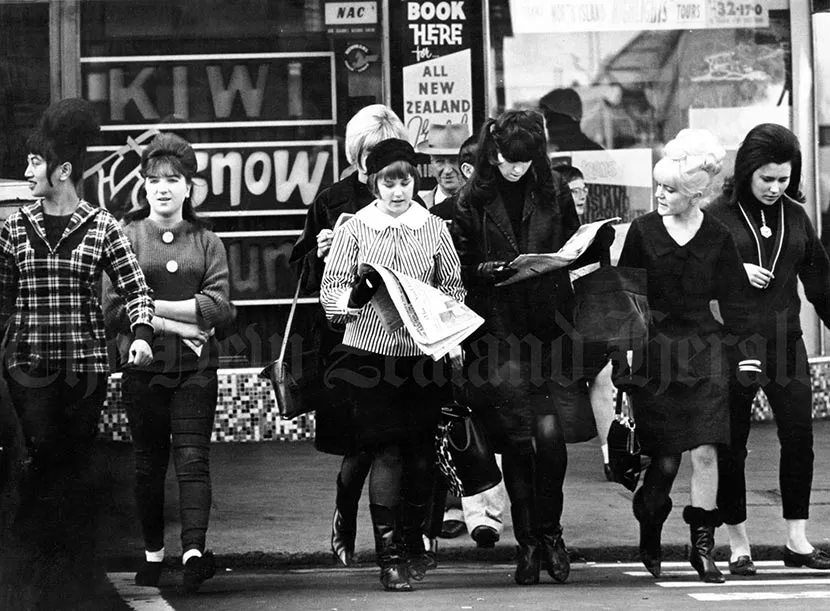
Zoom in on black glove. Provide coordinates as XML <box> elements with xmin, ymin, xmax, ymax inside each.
<box><xmin>572</xmin><ymin>224</ymin><xmax>615</xmax><ymax>268</ymax></box>
<box><xmin>736</xmin><ymin>358</ymin><xmax>763</xmax><ymax>387</ymax></box>
<box><xmin>347</xmin><ymin>268</ymin><xmax>382</xmax><ymax>308</ymax></box>
<box><xmin>475</xmin><ymin>261</ymin><xmax>518</xmax><ymax>284</ymax></box>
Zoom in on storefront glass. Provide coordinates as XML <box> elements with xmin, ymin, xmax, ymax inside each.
<box><xmin>79</xmin><ymin>0</ymin><xmax>385</xmax><ymax>367</ymax></box>
<box><xmin>493</xmin><ymin>0</ymin><xmax>793</xmax><ymax>226</ymax></box>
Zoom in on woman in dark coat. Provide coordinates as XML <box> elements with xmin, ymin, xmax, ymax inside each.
<box><xmin>617</xmin><ymin>129</ymin><xmax>753</xmax><ymax>583</ymax></box>
<box><xmin>452</xmin><ymin>109</ymin><xmax>582</xmax><ymax>586</ymax></box>
<box><xmin>710</xmin><ymin>123</ymin><xmax>830</xmax><ymax>574</ymax></box>
<box><xmin>289</xmin><ymin>104</ymin><xmax>411</xmax><ymax>567</ymax></box>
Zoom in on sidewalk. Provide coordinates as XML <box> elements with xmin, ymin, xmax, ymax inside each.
<box><xmin>96</xmin><ymin>420</ymin><xmax>830</xmax><ymax>569</ymax></box>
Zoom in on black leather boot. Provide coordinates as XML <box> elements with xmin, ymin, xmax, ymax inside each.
<box><xmin>370</xmin><ymin>504</ymin><xmax>412</xmax><ymax>592</ymax></box>
<box><xmin>538</xmin><ymin>495</ymin><xmax>569</xmax><ymax>583</ymax></box>
<box><xmin>632</xmin><ymin>488</ymin><xmax>673</xmax><ymax>578</ymax></box>
<box><xmin>683</xmin><ymin>506</ymin><xmax>725</xmax><ymax>584</ymax></box>
<box><xmin>511</xmin><ymin>500</ymin><xmax>541</xmax><ymax>586</ymax></box>
<box><xmin>401</xmin><ymin>502</ymin><xmax>435</xmax><ymax>581</ymax></box>
<box><xmin>331</xmin><ymin>474</ymin><xmax>360</xmax><ymax>566</ymax></box>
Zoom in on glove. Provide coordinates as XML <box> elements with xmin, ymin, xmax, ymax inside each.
<box><xmin>475</xmin><ymin>261</ymin><xmax>518</xmax><ymax>284</ymax></box>
<box><xmin>572</xmin><ymin>224</ymin><xmax>615</xmax><ymax>268</ymax></box>
<box><xmin>736</xmin><ymin>358</ymin><xmax>763</xmax><ymax>387</ymax></box>
<box><xmin>347</xmin><ymin>268</ymin><xmax>382</xmax><ymax>308</ymax></box>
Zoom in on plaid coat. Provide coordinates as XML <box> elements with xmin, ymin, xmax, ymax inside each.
<box><xmin>0</xmin><ymin>201</ymin><xmax>154</xmax><ymax>373</ymax></box>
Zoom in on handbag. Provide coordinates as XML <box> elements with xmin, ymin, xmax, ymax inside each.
<box><xmin>259</xmin><ymin>273</ymin><xmax>313</xmax><ymax>420</ymax></box>
<box><xmin>435</xmin><ymin>402</ymin><xmax>502</xmax><ymax>498</ymax></box>
<box><xmin>606</xmin><ymin>389</ymin><xmax>644</xmax><ymax>492</ymax></box>
<box><xmin>571</xmin><ymin>265</ymin><xmax>649</xmax><ymax>353</ymax></box>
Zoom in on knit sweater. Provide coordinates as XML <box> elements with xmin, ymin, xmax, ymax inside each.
<box><xmin>707</xmin><ymin>195</ymin><xmax>830</xmax><ymax>341</ymax></box>
<box><xmin>103</xmin><ymin>218</ymin><xmax>235</xmax><ymax>371</ymax></box>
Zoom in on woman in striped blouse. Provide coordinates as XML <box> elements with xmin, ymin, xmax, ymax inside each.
<box><xmin>320</xmin><ymin>138</ymin><xmax>465</xmax><ymax>592</ymax></box>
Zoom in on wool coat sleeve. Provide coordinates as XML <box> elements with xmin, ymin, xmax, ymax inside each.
<box><xmin>290</xmin><ymin>187</ymin><xmax>333</xmax><ymax>294</ymax></box>
<box><xmin>797</xmin><ymin>209</ymin><xmax>830</xmax><ymax>328</ymax></box>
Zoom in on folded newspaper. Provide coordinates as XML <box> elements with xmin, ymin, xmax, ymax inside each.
<box><xmin>495</xmin><ymin>217</ymin><xmax>621</xmax><ymax>287</ymax></box>
<box><xmin>365</xmin><ymin>264</ymin><xmax>484</xmax><ymax>361</ymax></box>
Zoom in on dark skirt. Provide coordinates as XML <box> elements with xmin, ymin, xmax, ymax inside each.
<box><xmin>332</xmin><ymin>348</ymin><xmax>450</xmax><ymax>450</ymax></box>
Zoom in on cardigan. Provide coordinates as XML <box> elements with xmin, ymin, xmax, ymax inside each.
<box><xmin>0</xmin><ymin>200</ymin><xmax>154</xmax><ymax>373</ymax></box>
<box><xmin>707</xmin><ymin>195</ymin><xmax>830</xmax><ymax>341</ymax></box>
<box><xmin>320</xmin><ymin>202</ymin><xmax>465</xmax><ymax>356</ymax></box>
<box><xmin>103</xmin><ymin>218</ymin><xmax>235</xmax><ymax>372</ymax></box>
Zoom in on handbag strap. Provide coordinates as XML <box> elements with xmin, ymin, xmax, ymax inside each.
<box><xmin>277</xmin><ymin>270</ymin><xmax>304</xmax><ymax>365</ymax></box>
<box><xmin>615</xmin><ymin>388</ymin><xmax>624</xmax><ymax>416</ymax></box>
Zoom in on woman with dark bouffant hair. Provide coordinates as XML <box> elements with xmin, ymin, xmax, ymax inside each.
<box><xmin>0</xmin><ymin>98</ymin><xmax>154</xmax><ymax>608</ymax></box>
<box><xmin>452</xmin><ymin>109</ymin><xmax>588</xmax><ymax>586</ymax></box>
<box><xmin>711</xmin><ymin>123</ymin><xmax>830</xmax><ymax>575</ymax></box>
<box><xmin>103</xmin><ymin>132</ymin><xmax>235</xmax><ymax>593</ymax></box>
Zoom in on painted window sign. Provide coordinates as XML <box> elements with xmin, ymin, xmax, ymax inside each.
<box><xmin>80</xmin><ymin>52</ymin><xmax>337</xmax><ymax>130</ymax></box>
<box><xmin>86</xmin><ymin>138</ymin><xmax>338</xmax><ymax>217</ymax></box>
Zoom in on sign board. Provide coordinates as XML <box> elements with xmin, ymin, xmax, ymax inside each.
<box><xmin>86</xmin><ymin>138</ymin><xmax>338</xmax><ymax>218</ymax></box>
<box><xmin>325</xmin><ymin>1</ymin><xmax>378</xmax><ymax>35</ymax></box>
<box><xmin>509</xmin><ymin>0</ymin><xmax>769</xmax><ymax>34</ymax></box>
<box><xmin>551</xmin><ymin>148</ymin><xmax>654</xmax><ymax>222</ymax></box>
<box><xmin>81</xmin><ymin>52</ymin><xmax>336</xmax><ymax>130</ymax></box>
<box><xmin>219</xmin><ymin>232</ymin><xmax>301</xmax><ymax>302</ymax></box>
<box><xmin>389</xmin><ymin>1</ymin><xmax>484</xmax><ymax>148</ymax></box>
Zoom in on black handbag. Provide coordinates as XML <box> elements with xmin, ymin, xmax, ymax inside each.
<box><xmin>259</xmin><ymin>274</ymin><xmax>314</xmax><ymax>420</ymax></box>
<box><xmin>435</xmin><ymin>403</ymin><xmax>502</xmax><ymax>498</ymax></box>
<box><xmin>571</xmin><ymin>265</ymin><xmax>649</xmax><ymax>352</ymax></box>
<box><xmin>606</xmin><ymin>389</ymin><xmax>644</xmax><ymax>492</ymax></box>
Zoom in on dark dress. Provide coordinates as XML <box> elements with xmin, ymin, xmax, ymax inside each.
<box><xmin>617</xmin><ymin>211</ymin><xmax>752</xmax><ymax>456</ymax></box>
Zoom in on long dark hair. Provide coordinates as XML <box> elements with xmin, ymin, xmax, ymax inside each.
<box><xmin>124</xmin><ymin>132</ymin><xmax>211</xmax><ymax>229</ymax></box>
<box><xmin>462</xmin><ymin>109</ymin><xmax>554</xmax><ymax>207</ymax></box>
<box><xmin>723</xmin><ymin>123</ymin><xmax>805</xmax><ymax>205</ymax></box>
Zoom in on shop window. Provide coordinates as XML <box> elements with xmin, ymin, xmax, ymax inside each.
<box><xmin>80</xmin><ymin>0</ymin><xmax>385</xmax><ymax>367</ymax></box>
<box><xmin>490</xmin><ymin>1</ymin><xmax>792</xmax><ymax>225</ymax></box>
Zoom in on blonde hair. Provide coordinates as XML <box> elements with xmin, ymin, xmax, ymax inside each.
<box><xmin>653</xmin><ymin>129</ymin><xmax>725</xmax><ymax>200</ymax></box>
<box><xmin>344</xmin><ymin>104</ymin><xmax>408</xmax><ymax>168</ymax></box>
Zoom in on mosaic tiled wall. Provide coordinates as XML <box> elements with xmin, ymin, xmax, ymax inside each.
<box><xmin>99</xmin><ymin>359</ymin><xmax>830</xmax><ymax>442</ymax></box>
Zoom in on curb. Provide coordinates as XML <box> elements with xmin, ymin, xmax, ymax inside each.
<box><xmin>103</xmin><ymin>544</ymin><xmax>821</xmax><ymax>572</ymax></box>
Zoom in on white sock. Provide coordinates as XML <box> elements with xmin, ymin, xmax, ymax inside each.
<box><xmin>182</xmin><ymin>549</ymin><xmax>202</xmax><ymax>565</ymax></box>
<box><xmin>145</xmin><ymin>548</ymin><xmax>165</xmax><ymax>563</ymax></box>
<box><xmin>601</xmin><ymin>444</ymin><xmax>609</xmax><ymax>463</ymax></box>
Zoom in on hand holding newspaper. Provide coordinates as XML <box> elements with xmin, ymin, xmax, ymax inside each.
<box><xmin>363</xmin><ymin>263</ymin><xmax>484</xmax><ymax>361</ymax></box>
<box><xmin>495</xmin><ymin>217</ymin><xmax>621</xmax><ymax>287</ymax></box>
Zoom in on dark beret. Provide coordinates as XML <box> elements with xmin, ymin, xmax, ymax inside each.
<box><xmin>365</xmin><ymin>138</ymin><xmax>418</xmax><ymax>174</ymax></box>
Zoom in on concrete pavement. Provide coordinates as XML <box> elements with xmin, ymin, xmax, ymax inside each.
<box><xmin>95</xmin><ymin>420</ymin><xmax>830</xmax><ymax>570</ymax></box>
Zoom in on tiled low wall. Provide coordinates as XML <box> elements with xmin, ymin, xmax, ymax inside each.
<box><xmin>99</xmin><ymin>358</ymin><xmax>830</xmax><ymax>442</ymax></box>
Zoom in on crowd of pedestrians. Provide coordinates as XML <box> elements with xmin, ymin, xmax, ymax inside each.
<box><xmin>1</xmin><ymin>95</ymin><xmax>830</xmax><ymax>609</ymax></box>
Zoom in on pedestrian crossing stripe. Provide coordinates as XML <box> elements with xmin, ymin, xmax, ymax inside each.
<box><xmin>656</xmin><ymin>578</ymin><xmax>830</xmax><ymax>588</ymax></box>
<box><xmin>690</xmin><ymin>591</ymin><xmax>830</xmax><ymax>601</ymax></box>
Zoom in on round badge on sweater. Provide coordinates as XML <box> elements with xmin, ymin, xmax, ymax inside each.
<box><xmin>166</xmin><ymin>260</ymin><xmax>179</xmax><ymax>273</ymax></box>
<box><xmin>162</xmin><ymin>231</ymin><xmax>174</xmax><ymax>244</ymax></box>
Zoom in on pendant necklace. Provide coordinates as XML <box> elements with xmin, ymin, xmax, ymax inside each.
<box><xmin>760</xmin><ymin>210</ymin><xmax>772</xmax><ymax>239</ymax></box>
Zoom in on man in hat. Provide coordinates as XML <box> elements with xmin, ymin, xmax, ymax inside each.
<box><xmin>540</xmin><ymin>88</ymin><xmax>603</xmax><ymax>153</ymax></box>
<box><xmin>416</xmin><ymin>123</ymin><xmax>471</xmax><ymax>210</ymax></box>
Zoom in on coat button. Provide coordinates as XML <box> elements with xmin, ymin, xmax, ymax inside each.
<box><xmin>166</xmin><ymin>260</ymin><xmax>179</xmax><ymax>273</ymax></box>
<box><xmin>162</xmin><ymin>231</ymin><xmax>174</xmax><ymax>244</ymax></box>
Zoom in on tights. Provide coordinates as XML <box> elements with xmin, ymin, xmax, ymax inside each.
<box><xmin>639</xmin><ymin>454</ymin><xmax>681</xmax><ymax>515</ymax></box>
<box><xmin>367</xmin><ymin>437</ymin><xmax>435</xmax><ymax>508</ymax></box>
<box><xmin>339</xmin><ymin>450</ymin><xmax>373</xmax><ymax>494</ymax></box>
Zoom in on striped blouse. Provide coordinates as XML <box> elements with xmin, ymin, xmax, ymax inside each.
<box><xmin>320</xmin><ymin>201</ymin><xmax>465</xmax><ymax>356</ymax></box>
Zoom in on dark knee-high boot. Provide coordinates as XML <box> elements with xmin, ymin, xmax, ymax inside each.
<box><xmin>683</xmin><ymin>506</ymin><xmax>725</xmax><ymax>583</ymax></box>
<box><xmin>401</xmin><ymin>502</ymin><xmax>435</xmax><ymax>581</ymax></box>
<box><xmin>511</xmin><ymin>499</ymin><xmax>541</xmax><ymax>586</ymax></box>
<box><xmin>331</xmin><ymin>474</ymin><xmax>361</xmax><ymax>566</ymax></box>
<box><xmin>538</xmin><ymin>495</ymin><xmax>569</xmax><ymax>583</ymax></box>
<box><xmin>632</xmin><ymin>488</ymin><xmax>673</xmax><ymax>578</ymax></box>
<box><xmin>370</xmin><ymin>504</ymin><xmax>412</xmax><ymax>592</ymax></box>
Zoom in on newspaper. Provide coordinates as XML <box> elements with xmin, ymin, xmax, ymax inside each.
<box><xmin>365</xmin><ymin>264</ymin><xmax>484</xmax><ymax>361</ymax></box>
<box><xmin>496</xmin><ymin>217</ymin><xmax>621</xmax><ymax>287</ymax></box>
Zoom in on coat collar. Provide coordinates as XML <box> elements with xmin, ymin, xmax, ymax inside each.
<box><xmin>355</xmin><ymin>199</ymin><xmax>431</xmax><ymax>231</ymax></box>
<box><xmin>21</xmin><ymin>200</ymin><xmax>100</xmax><ymax>246</ymax></box>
